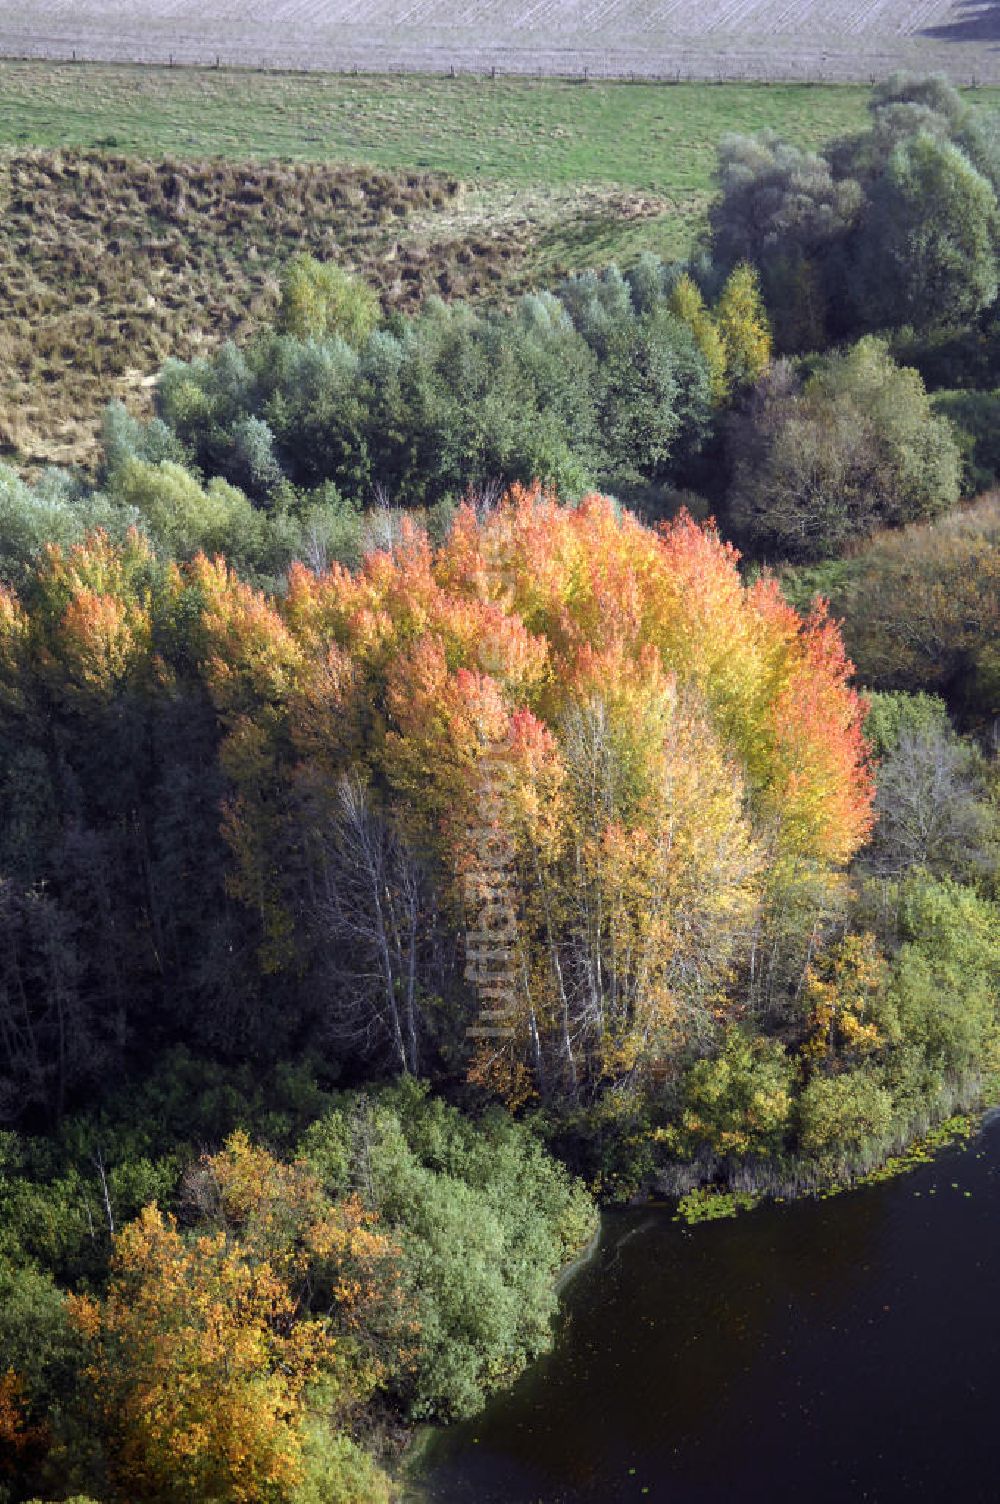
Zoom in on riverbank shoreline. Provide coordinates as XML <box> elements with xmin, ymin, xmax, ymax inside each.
<box><xmin>396</xmin><ymin>1210</ymin><xmax>600</xmax><ymax>1497</ymax></box>
<box><xmin>409</xmin><ymin>1112</ymin><xmax>1000</xmax><ymax>1502</ymax></box>
<box><xmin>398</xmin><ymin>1097</ymin><xmax>997</xmax><ymax>1497</ymax></box>
<box><xmin>658</xmin><ymin>1097</ymin><xmax>994</xmax><ymax>1224</ymax></box>
<box><xmin>555</xmin><ymin>1217</ymin><xmax>602</xmax><ymax>1293</ymax></box>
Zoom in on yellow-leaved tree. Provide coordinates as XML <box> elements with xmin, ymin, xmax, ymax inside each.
<box><xmin>70</xmin><ymin>1204</ymin><xmax>332</xmax><ymax>1504</ymax></box>
<box><xmin>715</xmin><ymin>262</ymin><xmax>772</xmax><ymax>388</ymax></box>
<box><xmin>68</xmin><ymin>1134</ymin><xmax>409</xmax><ymax>1504</ymax></box>
<box><xmin>668</xmin><ymin>272</ymin><xmax>729</xmax><ymax>401</ymax></box>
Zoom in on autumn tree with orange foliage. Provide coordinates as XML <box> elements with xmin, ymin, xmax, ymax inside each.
<box><xmin>0</xmin><ymin>1369</ymin><xmax>45</xmax><ymax>1486</ymax></box>
<box><xmin>70</xmin><ymin>1205</ymin><xmax>332</xmax><ymax>1504</ymax></box>
<box><xmin>202</xmin><ymin>486</ymin><xmax>872</xmax><ymax>1102</ymax></box>
<box><xmin>69</xmin><ymin>1133</ymin><xmax>409</xmax><ymax>1504</ymax></box>
<box><xmin>182</xmin><ymin>1131</ymin><xmax>415</xmax><ymax>1397</ymax></box>
<box><xmin>0</xmin><ymin>493</ymin><xmax>873</xmax><ymax>1115</ymax></box>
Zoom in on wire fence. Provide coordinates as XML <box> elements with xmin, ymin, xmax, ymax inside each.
<box><xmin>0</xmin><ymin>37</ymin><xmax>994</xmax><ymax>88</ymax></box>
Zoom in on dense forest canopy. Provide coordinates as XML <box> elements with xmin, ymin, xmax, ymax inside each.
<box><xmin>0</xmin><ymin>494</ymin><xmax>873</xmax><ymax>1116</ymax></box>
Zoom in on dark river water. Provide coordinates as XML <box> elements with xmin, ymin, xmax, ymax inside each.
<box><xmin>412</xmin><ymin>1115</ymin><xmax>1000</xmax><ymax>1504</ymax></box>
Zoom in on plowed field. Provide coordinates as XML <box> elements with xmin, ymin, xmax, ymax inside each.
<box><xmin>1</xmin><ymin>0</ymin><xmax>998</xmax><ymax>83</ymax></box>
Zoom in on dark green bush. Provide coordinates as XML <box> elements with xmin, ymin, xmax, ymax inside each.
<box><xmin>931</xmin><ymin>388</ymin><xmax>1000</xmax><ymax>494</ymax></box>
<box><xmin>726</xmin><ymin>339</ymin><xmax>961</xmax><ymax>561</ymax></box>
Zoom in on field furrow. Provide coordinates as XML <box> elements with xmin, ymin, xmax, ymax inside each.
<box><xmin>1</xmin><ymin>0</ymin><xmax>998</xmax><ymax>81</ymax></box>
